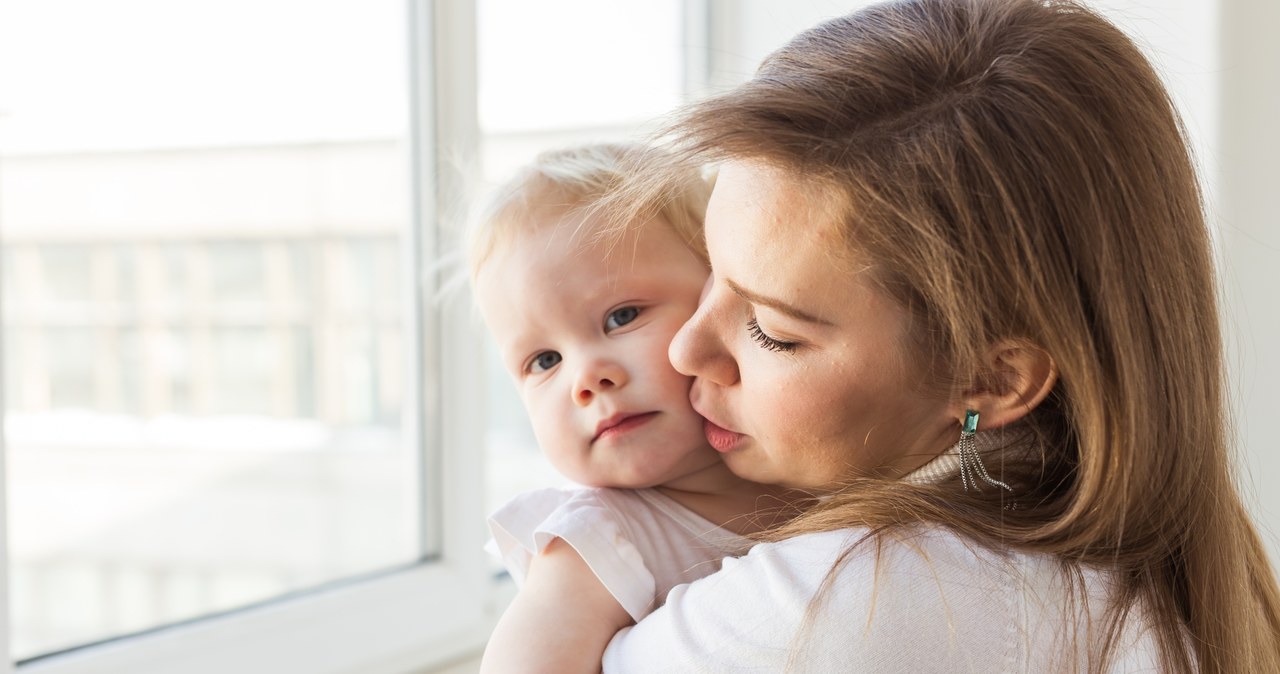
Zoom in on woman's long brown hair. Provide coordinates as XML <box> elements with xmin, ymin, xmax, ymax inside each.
<box><xmin>623</xmin><ymin>0</ymin><xmax>1280</xmax><ymax>670</ymax></box>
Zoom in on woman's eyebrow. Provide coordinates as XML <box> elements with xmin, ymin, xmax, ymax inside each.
<box><xmin>724</xmin><ymin>278</ymin><xmax>834</xmax><ymax>326</ymax></box>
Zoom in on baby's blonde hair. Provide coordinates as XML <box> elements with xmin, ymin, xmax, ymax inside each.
<box><xmin>466</xmin><ymin>143</ymin><xmax>712</xmax><ymax>280</ymax></box>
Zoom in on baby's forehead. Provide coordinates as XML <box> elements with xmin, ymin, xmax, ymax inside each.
<box><xmin>475</xmin><ymin>203</ymin><xmax>705</xmax><ymax>298</ymax></box>
<box><xmin>477</xmin><ymin>220</ymin><xmax>703</xmax><ymax>308</ymax></box>
<box><xmin>488</xmin><ymin>210</ymin><xmax>668</xmax><ymax>264</ymax></box>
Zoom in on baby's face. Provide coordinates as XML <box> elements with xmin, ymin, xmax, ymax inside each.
<box><xmin>476</xmin><ymin>217</ymin><xmax>717</xmax><ymax>488</ymax></box>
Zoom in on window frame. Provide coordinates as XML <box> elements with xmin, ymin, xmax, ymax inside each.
<box><xmin>0</xmin><ymin>0</ymin><xmax>491</xmax><ymax>672</ymax></box>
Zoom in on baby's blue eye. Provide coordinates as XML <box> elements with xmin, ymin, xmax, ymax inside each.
<box><xmin>605</xmin><ymin>306</ymin><xmax>641</xmax><ymax>331</ymax></box>
<box><xmin>530</xmin><ymin>351</ymin><xmax>562</xmax><ymax>373</ymax></box>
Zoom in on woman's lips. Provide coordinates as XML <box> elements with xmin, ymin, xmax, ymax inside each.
<box><xmin>703</xmin><ymin>418</ymin><xmax>745</xmax><ymax>453</ymax></box>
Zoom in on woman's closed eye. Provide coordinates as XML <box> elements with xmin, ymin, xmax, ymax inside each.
<box><xmin>747</xmin><ymin>318</ymin><xmax>799</xmax><ymax>352</ymax></box>
<box><xmin>528</xmin><ymin>350</ymin><xmax>562</xmax><ymax>374</ymax></box>
<box><xmin>605</xmin><ymin>306</ymin><xmax>641</xmax><ymax>332</ymax></box>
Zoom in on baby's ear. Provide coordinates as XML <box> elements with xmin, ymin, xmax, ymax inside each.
<box><xmin>950</xmin><ymin>339</ymin><xmax>1058</xmax><ymax>430</ymax></box>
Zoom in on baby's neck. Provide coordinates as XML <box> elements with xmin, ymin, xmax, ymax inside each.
<box><xmin>654</xmin><ymin>463</ymin><xmax>808</xmax><ymax>537</ymax></box>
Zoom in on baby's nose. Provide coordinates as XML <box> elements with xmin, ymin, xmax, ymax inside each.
<box><xmin>573</xmin><ymin>359</ymin><xmax>629</xmax><ymax>405</ymax></box>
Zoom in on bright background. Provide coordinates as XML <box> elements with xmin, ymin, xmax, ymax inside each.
<box><xmin>0</xmin><ymin>1</ymin><xmax>1276</xmax><ymax>672</ymax></box>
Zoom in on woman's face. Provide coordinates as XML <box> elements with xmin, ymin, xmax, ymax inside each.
<box><xmin>669</xmin><ymin>161</ymin><xmax>956</xmax><ymax>491</ymax></box>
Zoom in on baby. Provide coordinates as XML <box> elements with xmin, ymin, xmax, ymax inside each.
<box><xmin>469</xmin><ymin>143</ymin><xmax>794</xmax><ymax>673</ymax></box>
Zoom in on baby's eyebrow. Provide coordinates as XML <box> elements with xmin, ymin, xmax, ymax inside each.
<box><xmin>724</xmin><ymin>278</ymin><xmax>834</xmax><ymax>326</ymax></box>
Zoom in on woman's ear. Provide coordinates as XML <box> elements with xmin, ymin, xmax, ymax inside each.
<box><xmin>952</xmin><ymin>340</ymin><xmax>1058</xmax><ymax>430</ymax></box>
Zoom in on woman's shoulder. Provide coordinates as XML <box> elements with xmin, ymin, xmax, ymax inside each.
<box><xmin>722</xmin><ymin>525</ymin><xmax>1158</xmax><ymax>670</ymax></box>
<box><xmin>689</xmin><ymin>524</ymin><xmax>1043</xmax><ymax>628</ymax></box>
<box><xmin>715</xmin><ymin>524</ymin><xmax>1111</xmax><ymax>631</ymax></box>
<box><xmin>740</xmin><ymin>523</ymin><xmax>1054</xmax><ymax>578</ymax></box>
<box><xmin>606</xmin><ymin>523</ymin><xmax>1164</xmax><ymax>672</ymax></box>
<box><xmin>605</xmin><ymin>524</ymin><xmax>1065</xmax><ymax>671</ymax></box>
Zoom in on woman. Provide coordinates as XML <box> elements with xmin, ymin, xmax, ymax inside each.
<box><xmin>602</xmin><ymin>0</ymin><xmax>1280</xmax><ymax>671</ymax></box>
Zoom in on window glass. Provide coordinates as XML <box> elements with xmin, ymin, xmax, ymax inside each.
<box><xmin>40</xmin><ymin>247</ymin><xmax>94</xmax><ymax>306</ymax></box>
<box><xmin>159</xmin><ymin>244</ymin><xmax>194</xmax><ymax>309</ymax></box>
<box><xmin>209</xmin><ymin>242</ymin><xmax>267</xmax><ymax>305</ymax></box>
<box><xmin>2</xmin><ymin>248</ymin><xmax>17</xmax><ymax>308</ymax></box>
<box><xmin>0</xmin><ymin>0</ymin><xmax>419</xmax><ymax>660</ymax></box>
<box><xmin>478</xmin><ymin>0</ymin><xmax>683</xmax><ymax>133</ymax></box>
<box><xmin>44</xmin><ymin>328</ymin><xmax>97</xmax><ymax>410</ymax></box>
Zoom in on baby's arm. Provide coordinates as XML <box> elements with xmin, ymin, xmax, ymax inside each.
<box><xmin>480</xmin><ymin>537</ymin><xmax>633</xmax><ymax>674</ymax></box>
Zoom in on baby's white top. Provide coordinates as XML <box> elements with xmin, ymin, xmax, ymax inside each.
<box><xmin>487</xmin><ymin>486</ymin><xmax>751</xmax><ymax>622</ymax></box>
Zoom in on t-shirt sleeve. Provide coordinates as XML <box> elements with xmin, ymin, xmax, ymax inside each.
<box><xmin>486</xmin><ymin>487</ymin><xmax>658</xmax><ymax>622</ymax></box>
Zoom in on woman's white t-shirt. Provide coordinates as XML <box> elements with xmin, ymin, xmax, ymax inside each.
<box><xmin>602</xmin><ymin>524</ymin><xmax>1165</xmax><ymax>673</ymax></box>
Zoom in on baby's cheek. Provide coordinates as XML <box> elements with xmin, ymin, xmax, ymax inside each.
<box><xmin>524</xmin><ymin>403</ymin><xmax>564</xmax><ymax>452</ymax></box>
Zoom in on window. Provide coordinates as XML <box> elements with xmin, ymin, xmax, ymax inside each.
<box><xmin>0</xmin><ymin>1</ymin><xmax>489</xmax><ymax>671</ymax></box>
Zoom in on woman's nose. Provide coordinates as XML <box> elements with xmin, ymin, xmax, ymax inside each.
<box><xmin>573</xmin><ymin>358</ymin><xmax>629</xmax><ymax>406</ymax></box>
<box><xmin>669</xmin><ymin>286</ymin><xmax>739</xmax><ymax>386</ymax></box>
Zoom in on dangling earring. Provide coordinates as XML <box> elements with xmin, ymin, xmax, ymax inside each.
<box><xmin>958</xmin><ymin>410</ymin><xmax>1012</xmax><ymax>493</ymax></box>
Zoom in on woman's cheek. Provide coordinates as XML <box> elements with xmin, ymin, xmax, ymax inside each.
<box><xmin>752</xmin><ymin>364</ymin><xmax>805</xmax><ymax>427</ymax></box>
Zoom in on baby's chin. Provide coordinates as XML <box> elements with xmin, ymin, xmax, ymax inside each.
<box><xmin>572</xmin><ymin>474</ymin><xmax>666</xmax><ymax>490</ymax></box>
<box><xmin>553</xmin><ymin>436</ymin><xmax>723</xmax><ymax>490</ymax></box>
<box><xmin>554</xmin><ymin>464</ymin><xmax>655</xmax><ymax>490</ymax></box>
<box><xmin>566</xmin><ymin>466</ymin><xmax>688</xmax><ymax>491</ymax></box>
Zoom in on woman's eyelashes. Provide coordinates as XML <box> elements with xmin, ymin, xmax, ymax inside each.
<box><xmin>604</xmin><ymin>305</ymin><xmax>641</xmax><ymax>332</ymax></box>
<box><xmin>747</xmin><ymin>317</ymin><xmax>799</xmax><ymax>352</ymax></box>
<box><xmin>527</xmin><ymin>350</ymin><xmax>562</xmax><ymax>374</ymax></box>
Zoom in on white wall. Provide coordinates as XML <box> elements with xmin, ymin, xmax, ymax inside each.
<box><xmin>700</xmin><ymin>0</ymin><xmax>853</xmax><ymax>90</ymax></box>
<box><xmin>1218</xmin><ymin>0</ymin><xmax>1280</xmax><ymax>563</ymax></box>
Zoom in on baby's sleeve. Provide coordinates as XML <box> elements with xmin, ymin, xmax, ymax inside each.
<box><xmin>486</xmin><ymin>487</ymin><xmax>658</xmax><ymax>622</ymax></box>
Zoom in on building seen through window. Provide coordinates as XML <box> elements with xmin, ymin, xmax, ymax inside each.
<box><xmin>0</xmin><ymin>0</ymin><xmax>419</xmax><ymax>659</ymax></box>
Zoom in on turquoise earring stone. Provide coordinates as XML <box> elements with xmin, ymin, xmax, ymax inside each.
<box><xmin>963</xmin><ymin>410</ymin><xmax>980</xmax><ymax>434</ymax></box>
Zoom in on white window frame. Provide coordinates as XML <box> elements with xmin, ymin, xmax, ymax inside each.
<box><xmin>0</xmin><ymin>1</ymin><xmax>491</xmax><ymax>672</ymax></box>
